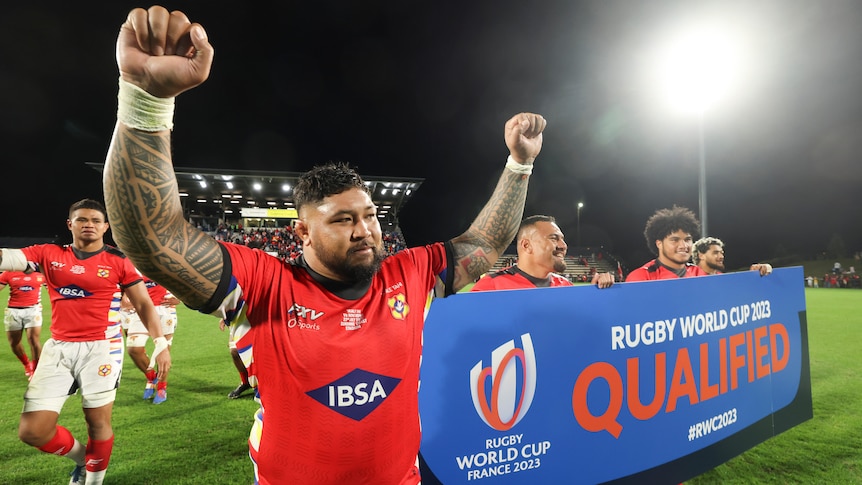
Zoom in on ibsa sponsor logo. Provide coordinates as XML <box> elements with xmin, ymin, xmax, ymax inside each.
<box><xmin>470</xmin><ymin>333</ymin><xmax>537</xmax><ymax>431</ymax></box>
<box><xmin>57</xmin><ymin>285</ymin><xmax>93</xmax><ymax>299</ymax></box>
<box><xmin>306</xmin><ymin>368</ymin><xmax>401</xmax><ymax>421</ymax></box>
<box><xmin>20</xmin><ymin>285</ymin><xmax>35</xmax><ymax>292</ymax></box>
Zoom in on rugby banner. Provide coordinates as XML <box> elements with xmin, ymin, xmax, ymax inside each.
<box><xmin>418</xmin><ymin>267</ymin><xmax>811</xmax><ymax>484</ymax></box>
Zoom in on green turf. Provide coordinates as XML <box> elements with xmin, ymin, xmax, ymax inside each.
<box><xmin>687</xmin><ymin>288</ymin><xmax>862</xmax><ymax>484</ymax></box>
<box><xmin>0</xmin><ymin>288</ymin><xmax>255</xmax><ymax>484</ymax></box>
<box><xmin>1</xmin><ymin>287</ymin><xmax>860</xmax><ymax>483</ymax></box>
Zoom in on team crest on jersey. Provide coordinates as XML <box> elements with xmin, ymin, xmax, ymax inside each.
<box><xmin>306</xmin><ymin>368</ymin><xmax>401</xmax><ymax>421</ymax></box>
<box><xmin>97</xmin><ymin>269</ymin><xmax>110</xmax><ymax>278</ymax></box>
<box><xmin>57</xmin><ymin>285</ymin><xmax>93</xmax><ymax>299</ymax></box>
<box><xmin>387</xmin><ymin>293</ymin><xmax>409</xmax><ymax>320</ymax></box>
<box><xmin>98</xmin><ymin>364</ymin><xmax>112</xmax><ymax>376</ymax></box>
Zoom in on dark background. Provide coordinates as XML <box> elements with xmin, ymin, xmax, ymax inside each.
<box><xmin>2</xmin><ymin>0</ymin><xmax>860</xmax><ymax>270</ymax></box>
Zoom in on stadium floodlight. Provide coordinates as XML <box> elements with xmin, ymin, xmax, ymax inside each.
<box><xmin>650</xmin><ymin>23</ymin><xmax>742</xmax><ymax>237</ymax></box>
<box><xmin>577</xmin><ymin>202</ymin><xmax>584</xmax><ymax>247</ymax></box>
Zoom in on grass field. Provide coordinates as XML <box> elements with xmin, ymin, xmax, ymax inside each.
<box><xmin>0</xmin><ymin>286</ymin><xmax>860</xmax><ymax>484</ymax></box>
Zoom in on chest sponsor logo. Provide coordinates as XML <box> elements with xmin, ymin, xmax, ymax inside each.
<box><xmin>287</xmin><ymin>303</ymin><xmax>323</xmax><ymax>331</ymax></box>
<box><xmin>50</xmin><ymin>261</ymin><xmax>66</xmax><ymax>270</ymax></box>
<box><xmin>71</xmin><ymin>265</ymin><xmax>86</xmax><ymax>275</ymax></box>
<box><xmin>387</xmin><ymin>293</ymin><xmax>410</xmax><ymax>320</ymax></box>
<box><xmin>470</xmin><ymin>333</ymin><xmax>537</xmax><ymax>431</ymax></box>
<box><xmin>19</xmin><ymin>286</ymin><xmax>35</xmax><ymax>292</ymax></box>
<box><xmin>56</xmin><ymin>285</ymin><xmax>94</xmax><ymax>299</ymax></box>
<box><xmin>306</xmin><ymin>368</ymin><xmax>401</xmax><ymax>421</ymax></box>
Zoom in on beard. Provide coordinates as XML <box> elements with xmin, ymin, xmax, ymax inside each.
<box><xmin>707</xmin><ymin>261</ymin><xmax>725</xmax><ymax>271</ymax></box>
<box><xmin>315</xmin><ymin>241</ymin><xmax>385</xmax><ymax>282</ymax></box>
<box><xmin>553</xmin><ymin>256</ymin><xmax>567</xmax><ymax>273</ymax></box>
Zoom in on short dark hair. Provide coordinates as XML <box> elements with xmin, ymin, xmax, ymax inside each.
<box><xmin>293</xmin><ymin>162</ymin><xmax>370</xmax><ymax>212</ymax></box>
<box><xmin>517</xmin><ymin>215</ymin><xmax>556</xmax><ymax>241</ymax></box>
<box><xmin>69</xmin><ymin>198</ymin><xmax>108</xmax><ymax>221</ymax></box>
<box><xmin>692</xmin><ymin>237</ymin><xmax>725</xmax><ymax>264</ymax></box>
<box><xmin>643</xmin><ymin>205</ymin><xmax>700</xmax><ymax>255</ymax></box>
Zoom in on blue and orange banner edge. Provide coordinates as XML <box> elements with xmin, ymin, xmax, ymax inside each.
<box><xmin>417</xmin><ymin>266</ymin><xmax>812</xmax><ymax>484</ymax></box>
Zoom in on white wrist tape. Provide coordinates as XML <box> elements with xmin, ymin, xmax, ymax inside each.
<box><xmin>505</xmin><ymin>155</ymin><xmax>533</xmax><ymax>175</ymax></box>
<box><xmin>0</xmin><ymin>249</ymin><xmax>28</xmax><ymax>271</ymax></box>
<box><xmin>148</xmin><ymin>336</ymin><xmax>169</xmax><ymax>369</ymax></box>
<box><xmin>117</xmin><ymin>78</ymin><xmax>175</xmax><ymax>132</ymax></box>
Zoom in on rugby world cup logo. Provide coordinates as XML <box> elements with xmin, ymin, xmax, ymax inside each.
<box><xmin>470</xmin><ymin>333</ymin><xmax>537</xmax><ymax>431</ymax></box>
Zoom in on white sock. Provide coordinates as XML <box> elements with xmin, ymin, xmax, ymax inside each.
<box><xmin>86</xmin><ymin>469</ymin><xmax>106</xmax><ymax>485</ymax></box>
<box><xmin>68</xmin><ymin>439</ymin><xmax>86</xmax><ymax>466</ymax></box>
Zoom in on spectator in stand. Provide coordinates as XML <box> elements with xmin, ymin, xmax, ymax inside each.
<box><xmin>471</xmin><ymin>215</ymin><xmax>613</xmax><ymax>290</ymax></box>
<box><xmin>1</xmin><ymin>270</ymin><xmax>46</xmax><ymax>379</ymax></box>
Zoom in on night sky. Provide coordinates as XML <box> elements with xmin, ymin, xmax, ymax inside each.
<box><xmin>2</xmin><ymin>0</ymin><xmax>861</xmax><ymax>270</ymax></box>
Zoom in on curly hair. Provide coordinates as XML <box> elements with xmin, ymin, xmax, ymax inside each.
<box><xmin>643</xmin><ymin>205</ymin><xmax>700</xmax><ymax>255</ymax></box>
<box><xmin>293</xmin><ymin>162</ymin><xmax>370</xmax><ymax>212</ymax></box>
<box><xmin>692</xmin><ymin>237</ymin><xmax>725</xmax><ymax>264</ymax></box>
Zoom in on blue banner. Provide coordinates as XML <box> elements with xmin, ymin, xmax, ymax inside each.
<box><xmin>419</xmin><ymin>267</ymin><xmax>811</xmax><ymax>484</ymax></box>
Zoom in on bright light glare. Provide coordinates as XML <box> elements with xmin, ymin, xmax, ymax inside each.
<box><xmin>653</xmin><ymin>27</ymin><xmax>740</xmax><ymax>115</ymax></box>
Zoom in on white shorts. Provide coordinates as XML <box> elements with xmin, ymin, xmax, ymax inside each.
<box><xmin>122</xmin><ymin>306</ymin><xmax>178</xmax><ymax>346</ymax></box>
<box><xmin>228</xmin><ymin>320</ymin><xmax>239</xmax><ymax>350</ymax></box>
<box><xmin>4</xmin><ymin>305</ymin><xmax>43</xmax><ymax>332</ymax></box>
<box><xmin>23</xmin><ymin>337</ymin><xmax>124</xmax><ymax>412</ymax></box>
<box><xmin>227</xmin><ymin>319</ymin><xmax>252</xmax><ymax>351</ymax></box>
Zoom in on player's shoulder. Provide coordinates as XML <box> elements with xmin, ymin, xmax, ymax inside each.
<box><xmin>488</xmin><ymin>266</ymin><xmax>518</xmax><ymax>278</ymax></box>
<box><xmin>103</xmin><ymin>245</ymin><xmax>128</xmax><ymax>259</ymax></box>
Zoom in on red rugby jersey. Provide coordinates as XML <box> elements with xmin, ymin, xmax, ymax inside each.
<box><xmin>143</xmin><ymin>276</ymin><xmax>169</xmax><ymax>305</ymax></box>
<box><xmin>624</xmin><ymin>259</ymin><xmax>707</xmax><ymax>282</ymax></box>
<box><xmin>21</xmin><ymin>244</ymin><xmax>142</xmax><ymax>341</ymax></box>
<box><xmin>210</xmin><ymin>241</ymin><xmax>447</xmax><ymax>484</ymax></box>
<box><xmin>470</xmin><ymin>265</ymin><xmax>572</xmax><ymax>291</ymax></box>
<box><xmin>0</xmin><ymin>271</ymin><xmax>45</xmax><ymax>307</ymax></box>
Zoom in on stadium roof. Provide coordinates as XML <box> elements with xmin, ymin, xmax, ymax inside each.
<box><xmin>86</xmin><ymin>162</ymin><xmax>423</xmax><ymax>228</ymax></box>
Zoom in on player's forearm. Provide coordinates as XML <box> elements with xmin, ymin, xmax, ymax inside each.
<box><xmin>103</xmin><ymin>123</ymin><xmax>221</xmax><ymax>309</ymax></box>
<box><xmin>139</xmin><ymin>309</ymin><xmax>165</xmax><ymax>339</ymax></box>
<box><xmin>0</xmin><ymin>248</ymin><xmax>28</xmax><ymax>272</ymax></box>
<box><xmin>449</xmin><ymin>167</ymin><xmax>529</xmax><ymax>290</ymax></box>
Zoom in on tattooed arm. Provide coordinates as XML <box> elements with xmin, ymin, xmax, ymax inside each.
<box><xmin>104</xmin><ymin>6</ymin><xmax>217</xmax><ymax>308</ymax></box>
<box><xmin>448</xmin><ymin>113</ymin><xmax>546</xmax><ymax>292</ymax></box>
